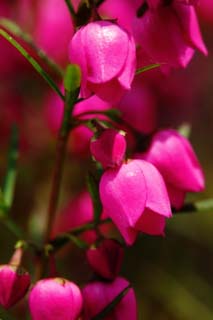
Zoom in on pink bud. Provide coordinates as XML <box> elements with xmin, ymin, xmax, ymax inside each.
<box><xmin>86</xmin><ymin>239</ymin><xmax>124</xmax><ymax>280</ymax></box>
<box><xmin>136</xmin><ymin>129</ymin><xmax>205</xmax><ymax>209</ymax></box>
<box><xmin>100</xmin><ymin>159</ymin><xmax>172</xmax><ymax>245</ymax></box>
<box><xmin>29</xmin><ymin>278</ymin><xmax>83</xmax><ymax>320</ymax></box>
<box><xmin>82</xmin><ymin>277</ymin><xmax>137</xmax><ymax>319</ymax></box>
<box><xmin>0</xmin><ymin>264</ymin><xmax>30</xmax><ymax>309</ymax></box>
<box><xmin>90</xmin><ymin>129</ymin><xmax>126</xmax><ymax>168</ymax></box>
<box><xmin>69</xmin><ymin>21</ymin><xmax>136</xmax><ymax>103</ymax></box>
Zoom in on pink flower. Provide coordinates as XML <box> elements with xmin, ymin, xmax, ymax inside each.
<box><xmin>29</xmin><ymin>278</ymin><xmax>83</xmax><ymax>320</ymax></box>
<box><xmin>0</xmin><ymin>264</ymin><xmax>30</xmax><ymax>309</ymax></box>
<box><xmin>134</xmin><ymin>1</ymin><xmax>207</xmax><ymax>70</ymax></box>
<box><xmin>34</xmin><ymin>0</ymin><xmax>74</xmax><ymax>65</ymax></box>
<box><xmin>116</xmin><ymin>78</ymin><xmax>157</xmax><ymax>134</ymax></box>
<box><xmin>82</xmin><ymin>277</ymin><xmax>137</xmax><ymax>320</ymax></box>
<box><xmin>100</xmin><ymin>159</ymin><xmax>172</xmax><ymax>245</ymax></box>
<box><xmin>90</xmin><ymin>129</ymin><xmax>127</xmax><ymax>168</ymax></box>
<box><xmin>136</xmin><ymin>129</ymin><xmax>205</xmax><ymax>209</ymax></box>
<box><xmin>86</xmin><ymin>239</ymin><xmax>124</xmax><ymax>280</ymax></box>
<box><xmin>69</xmin><ymin>21</ymin><xmax>136</xmax><ymax>103</ymax></box>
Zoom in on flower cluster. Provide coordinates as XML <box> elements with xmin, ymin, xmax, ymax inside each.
<box><xmin>0</xmin><ymin>0</ymin><xmax>209</xmax><ymax>319</ymax></box>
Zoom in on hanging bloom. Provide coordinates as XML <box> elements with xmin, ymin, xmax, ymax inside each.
<box><xmin>86</xmin><ymin>239</ymin><xmax>124</xmax><ymax>280</ymax></box>
<box><xmin>29</xmin><ymin>278</ymin><xmax>83</xmax><ymax>320</ymax></box>
<box><xmin>90</xmin><ymin>129</ymin><xmax>127</xmax><ymax>168</ymax></box>
<box><xmin>0</xmin><ymin>264</ymin><xmax>30</xmax><ymax>309</ymax></box>
<box><xmin>134</xmin><ymin>1</ymin><xmax>207</xmax><ymax>70</ymax></box>
<box><xmin>82</xmin><ymin>277</ymin><xmax>137</xmax><ymax>320</ymax></box>
<box><xmin>100</xmin><ymin>159</ymin><xmax>172</xmax><ymax>245</ymax></box>
<box><xmin>136</xmin><ymin>129</ymin><xmax>205</xmax><ymax>209</ymax></box>
<box><xmin>69</xmin><ymin>21</ymin><xmax>136</xmax><ymax>103</ymax></box>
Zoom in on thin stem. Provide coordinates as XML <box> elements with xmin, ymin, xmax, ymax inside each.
<box><xmin>44</xmin><ymin>90</ymin><xmax>78</xmax><ymax>243</ymax></box>
<box><xmin>64</xmin><ymin>0</ymin><xmax>77</xmax><ymax>19</ymax></box>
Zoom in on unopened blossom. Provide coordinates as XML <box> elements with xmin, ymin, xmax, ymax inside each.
<box><xmin>0</xmin><ymin>264</ymin><xmax>30</xmax><ymax>309</ymax></box>
<box><xmin>86</xmin><ymin>239</ymin><xmax>124</xmax><ymax>280</ymax></box>
<box><xmin>136</xmin><ymin>129</ymin><xmax>205</xmax><ymax>209</ymax></box>
<box><xmin>100</xmin><ymin>159</ymin><xmax>172</xmax><ymax>245</ymax></box>
<box><xmin>134</xmin><ymin>0</ymin><xmax>207</xmax><ymax>70</ymax></box>
<box><xmin>29</xmin><ymin>278</ymin><xmax>83</xmax><ymax>320</ymax></box>
<box><xmin>90</xmin><ymin>129</ymin><xmax>127</xmax><ymax>168</ymax></box>
<box><xmin>82</xmin><ymin>277</ymin><xmax>137</xmax><ymax>319</ymax></box>
<box><xmin>69</xmin><ymin>21</ymin><xmax>136</xmax><ymax>103</ymax></box>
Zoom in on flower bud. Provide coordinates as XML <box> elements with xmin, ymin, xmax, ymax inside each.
<box><xmin>90</xmin><ymin>129</ymin><xmax>126</xmax><ymax>168</ymax></box>
<box><xmin>29</xmin><ymin>278</ymin><xmax>83</xmax><ymax>320</ymax></box>
<box><xmin>86</xmin><ymin>239</ymin><xmax>124</xmax><ymax>280</ymax></box>
<box><xmin>0</xmin><ymin>264</ymin><xmax>30</xmax><ymax>309</ymax></box>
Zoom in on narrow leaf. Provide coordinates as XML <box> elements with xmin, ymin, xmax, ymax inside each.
<box><xmin>91</xmin><ymin>285</ymin><xmax>131</xmax><ymax>320</ymax></box>
<box><xmin>136</xmin><ymin>63</ymin><xmax>161</xmax><ymax>75</ymax></box>
<box><xmin>64</xmin><ymin>64</ymin><xmax>81</xmax><ymax>92</ymax></box>
<box><xmin>0</xmin><ymin>18</ymin><xmax>64</xmax><ymax>77</ymax></box>
<box><xmin>174</xmin><ymin>199</ymin><xmax>213</xmax><ymax>215</ymax></box>
<box><xmin>0</xmin><ymin>28</ymin><xmax>64</xmax><ymax>100</ymax></box>
<box><xmin>3</xmin><ymin>125</ymin><xmax>19</xmax><ymax>210</ymax></box>
<box><xmin>86</xmin><ymin>173</ymin><xmax>102</xmax><ymax>224</ymax></box>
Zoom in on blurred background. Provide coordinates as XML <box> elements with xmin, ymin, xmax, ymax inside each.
<box><xmin>0</xmin><ymin>1</ymin><xmax>213</xmax><ymax>319</ymax></box>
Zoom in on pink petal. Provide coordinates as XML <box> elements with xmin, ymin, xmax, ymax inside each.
<box><xmin>84</xmin><ymin>21</ymin><xmax>129</xmax><ymax>83</ymax></box>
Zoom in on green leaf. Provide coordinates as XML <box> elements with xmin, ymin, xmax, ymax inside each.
<box><xmin>86</xmin><ymin>173</ymin><xmax>102</xmax><ymax>224</ymax></box>
<box><xmin>63</xmin><ymin>64</ymin><xmax>81</xmax><ymax>92</ymax></box>
<box><xmin>91</xmin><ymin>285</ymin><xmax>131</xmax><ymax>320</ymax></box>
<box><xmin>3</xmin><ymin>125</ymin><xmax>19</xmax><ymax>210</ymax></box>
<box><xmin>0</xmin><ymin>28</ymin><xmax>64</xmax><ymax>100</ymax></box>
<box><xmin>136</xmin><ymin>63</ymin><xmax>161</xmax><ymax>75</ymax></box>
<box><xmin>174</xmin><ymin>199</ymin><xmax>213</xmax><ymax>215</ymax></box>
<box><xmin>0</xmin><ymin>18</ymin><xmax>64</xmax><ymax>77</ymax></box>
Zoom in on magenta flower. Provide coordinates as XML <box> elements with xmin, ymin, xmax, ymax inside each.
<box><xmin>34</xmin><ymin>0</ymin><xmax>74</xmax><ymax>65</ymax></box>
<box><xmin>86</xmin><ymin>239</ymin><xmax>124</xmax><ymax>280</ymax></box>
<box><xmin>100</xmin><ymin>159</ymin><xmax>172</xmax><ymax>245</ymax></box>
<box><xmin>82</xmin><ymin>277</ymin><xmax>137</xmax><ymax>319</ymax></box>
<box><xmin>90</xmin><ymin>129</ymin><xmax>127</xmax><ymax>168</ymax></box>
<box><xmin>69</xmin><ymin>21</ymin><xmax>136</xmax><ymax>103</ymax></box>
<box><xmin>0</xmin><ymin>264</ymin><xmax>30</xmax><ymax>309</ymax></box>
<box><xmin>136</xmin><ymin>129</ymin><xmax>205</xmax><ymax>209</ymax></box>
<box><xmin>134</xmin><ymin>1</ymin><xmax>207</xmax><ymax>69</ymax></box>
<box><xmin>29</xmin><ymin>278</ymin><xmax>83</xmax><ymax>320</ymax></box>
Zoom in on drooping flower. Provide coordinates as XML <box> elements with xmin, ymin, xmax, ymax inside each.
<box><xmin>0</xmin><ymin>264</ymin><xmax>30</xmax><ymax>309</ymax></box>
<box><xmin>100</xmin><ymin>159</ymin><xmax>172</xmax><ymax>245</ymax></box>
<box><xmin>136</xmin><ymin>129</ymin><xmax>205</xmax><ymax>209</ymax></box>
<box><xmin>29</xmin><ymin>278</ymin><xmax>83</xmax><ymax>320</ymax></box>
<box><xmin>82</xmin><ymin>277</ymin><xmax>137</xmax><ymax>320</ymax></box>
<box><xmin>69</xmin><ymin>21</ymin><xmax>136</xmax><ymax>103</ymax></box>
<box><xmin>86</xmin><ymin>239</ymin><xmax>124</xmax><ymax>280</ymax></box>
<box><xmin>134</xmin><ymin>1</ymin><xmax>208</xmax><ymax>70</ymax></box>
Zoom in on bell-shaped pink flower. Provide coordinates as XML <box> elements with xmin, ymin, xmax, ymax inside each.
<box><xmin>90</xmin><ymin>129</ymin><xmax>126</xmax><ymax>168</ymax></box>
<box><xmin>100</xmin><ymin>159</ymin><xmax>172</xmax><ymax>245</ymax></box>
<box><xmin>86</xmin><ymin>239</ymin><xmax>124</xmax><ymax>280</ymax></box>
<box><xmin>0</xmin><ymin>264</ymin><xmax>30</xmax><ymax>309</ymax></box>
<box><xmin>29</xmin><ymin>278</ymin><xmax>83</xmax><ymax>320</ymax></box>
<box><xmin>82</xmin><ymin>277</ymin><xmax>137</xmax><ymax>319</ymax></box>
<box><xmin>136</xmin><ymin>129</ymin><xmax>205</xmax><ymax>209</ymax></box>
<box><xmin>69</xmin><ymin>21</ymin><xmax>136</xmax><ymax>103</ymax></box>
<box><xmin>134</xmin><ymin>1</ymin><xmax>207</xmax><ymax>70</ymax></box>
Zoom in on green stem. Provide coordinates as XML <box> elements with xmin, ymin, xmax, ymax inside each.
<box><xmin>64</xmin><ymin>0</ymin><xmax>77</xmax><ymax>18</ymax></box>
<box><xmin>44</xmin><ymin>90</ymin><xmax>78</xmax><ymax>243</ymax></box>
<box><xmin>0</xmin><ymin>28</ymin><xmax>64</xmax><ymax>100</ymax></box>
